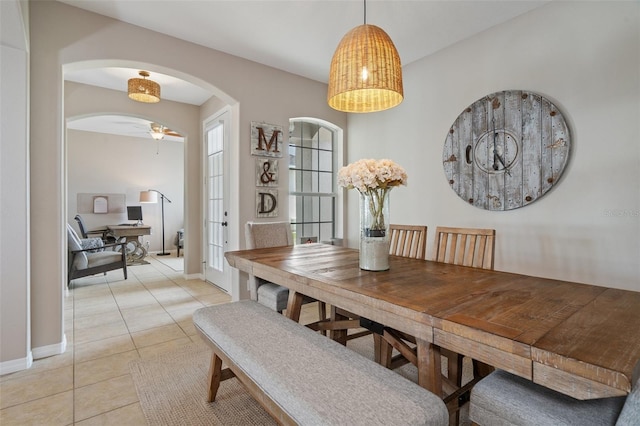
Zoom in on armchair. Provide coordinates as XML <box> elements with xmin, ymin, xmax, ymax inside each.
<box><xmin>67</xmin><ymin>224</ymin><xmax>127</xmax><ymax>286</ymax></box>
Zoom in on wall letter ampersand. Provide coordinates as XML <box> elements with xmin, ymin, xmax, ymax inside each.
<box><xmin>260</xmin><ymin>161</ymin><xmax>276</xmax><ymax>184</ymax></box>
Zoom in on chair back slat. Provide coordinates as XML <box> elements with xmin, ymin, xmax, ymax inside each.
<box><xmin>389</xmin><ymin>224</ymin><xmax>427</xmax><ymax>259</ymax></box>
<box><xmin>434</xmin><ymin>226</ymin><xmax>495</xmax><ymax>270</ymax></box>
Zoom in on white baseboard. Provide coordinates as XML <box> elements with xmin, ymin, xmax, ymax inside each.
<box><xmin>0</xmin><ymin>351</ymin><xmax>33</xmax><ymax>375</ymax></box>
<box><xmin>32</xmin><ymin>334</ymin><xmax>67</xmax><ymax>360</ymax></box>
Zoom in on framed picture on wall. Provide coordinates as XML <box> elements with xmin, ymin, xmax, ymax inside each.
<box><xmin>93</xmin><ymin>196</ymin><xmax>108</xmax><ymax>213</ymax></box>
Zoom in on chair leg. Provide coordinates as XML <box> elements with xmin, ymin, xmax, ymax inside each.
<box><xmin>473</xmin><ymin>359</ymin><xmax>494</xmax><ymax>379</ymax></box>
<box><xmin>374</xmin><ymin>333</ymin><xmax>393</xmax><ymax>367</ymax></box>
<box><xmin>317</xmin><ymin>302</ymin><xmax>327</xmax><ymax>336</ymax></box>
<box><xmin>442</xmin><ymin>348</ymin><xmax>463</xmax><ymax>387</ymax></box>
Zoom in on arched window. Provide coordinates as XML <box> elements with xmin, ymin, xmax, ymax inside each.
<box><xmin>288</xmin><ymin>118</ymin><xmax>342</xmax><ymax>245</ymax></box>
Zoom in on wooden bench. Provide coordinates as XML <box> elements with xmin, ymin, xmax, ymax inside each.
<box><xmin>193</xmin><ymin>300</ymin><xmax>449</xmax><ymax>425</ymax></box>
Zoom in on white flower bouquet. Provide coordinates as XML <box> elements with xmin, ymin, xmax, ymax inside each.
<box><xmin>338</xmin><ymin>159</ymin><xmax>407</xmax><ymax>232</ymax></box>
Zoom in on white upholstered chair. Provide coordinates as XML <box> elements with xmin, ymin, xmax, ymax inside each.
<box><xmin>245</xmin><ymin>222</ymin><xmax>325</xmax><ymax>321</ymax></box>
<box><xmin>469</xmin><ymin>363</ymin><xmax>640</xmax><ymax>425</ymax></box>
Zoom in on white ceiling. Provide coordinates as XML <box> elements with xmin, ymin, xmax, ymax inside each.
<box><xmin>61</xmin><ymin>0</ymin><xmax>551</xmax><ymax>139</ymax></box>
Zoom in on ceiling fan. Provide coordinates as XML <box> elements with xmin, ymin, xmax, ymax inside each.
<box><xmin>149</xmin><ymin>122</ymin><xmax>182</xmax><ymax>140</ymax></box>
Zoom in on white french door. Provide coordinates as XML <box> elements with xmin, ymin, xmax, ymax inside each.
<box><xmin>204</xmin><ymin>110</ymin><xmax>230</xmax><ymax>292</ymax></box>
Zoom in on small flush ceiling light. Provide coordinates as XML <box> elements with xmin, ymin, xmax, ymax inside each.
<box><xmin>128</xmin><ymin>71</ymin><xmax>161</xmax><ymax>103</ymax></box>
<box><xmin>327</xmin><ymin>0</ymin><xmax>403</xmax><ymax>113</ymax></box>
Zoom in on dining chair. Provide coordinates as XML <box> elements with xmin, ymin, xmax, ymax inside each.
<box><xmin>376</xmin><ymin>227</ymin><xmax>495</xmax><ymax>397</ymax></box>
<box><xmin>433</xmin><ymin>226</ymin><xmax>496</xmax><ymax>392</ymax></box>
<box><xmin>389</xmin><ymin>224</ymin><xmax>428</xmax><ymax>259</ymax></box>
<box><xmin>469</xmin><ymin>362</ymin><xmax>640</xmax><ymax>426</ymax></box>
<box><xmin>373</xmin><ymin>225</ymin><xmax>428</xmax><ymax>367</ymax></box>
<box><xmin>326</xmin><ymin>225</ymin><xmax>430</xmax><ymax>346</ymax></box>
<box><xmin>244</xmin><ymin>221</ymin><xmax>326</xmax><ymax>323</ymax></box>
<box><xmin>433</xmin><ymin>226</ymin><xmax>495</xmax><ymax>270</ymax></box>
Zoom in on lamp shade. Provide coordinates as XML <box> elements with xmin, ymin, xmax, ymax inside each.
<box><xmin>328</xmin><ymin>24</ymin><xmax>403</xmax><ymax>113</ymax></box>
<box><xmin>139</xmin><ymin>190</ymin><xmax>158</xmax><ymax>203</ymax></box>
<box><xmin>128</xmin><ymin>71</ymin><xmax>160</xmax><ymax>103</ymax></box>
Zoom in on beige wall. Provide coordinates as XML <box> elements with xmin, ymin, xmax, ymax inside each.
<box><xmin>0</xmin><ymin>0</ymin><xmax>30</xmax><ymax>371</ymax></box>
<box><xmin>25</xmin><ymin>0</ymin><xmax>346</xmax><ymax>364</ymax></box>
<box><xmin>346</xmin><ymin>1</ymin><xmax>640</xmax><ymax>291</ymax></box>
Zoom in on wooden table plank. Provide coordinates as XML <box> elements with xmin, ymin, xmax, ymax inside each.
<box><xmin>532</xmin><ymin>288</ymin><xmax>640</xmax><ymax>399</ymax></box>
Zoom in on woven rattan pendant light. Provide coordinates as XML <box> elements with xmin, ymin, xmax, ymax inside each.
<box><xmin>327</xmin><ymin>1</ymin><xmax>403</xmax><ymax>113</ymax></box>
<box><xmin>128</xmin><ymin>71</ymin><xmax>161</xmax><ymax>103</ymax></box>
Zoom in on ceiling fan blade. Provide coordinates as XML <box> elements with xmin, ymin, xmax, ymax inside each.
<box><xmin>164</xmin><ymin>129</ymin><xmax>182</xmax><ymax>137</ymax></box>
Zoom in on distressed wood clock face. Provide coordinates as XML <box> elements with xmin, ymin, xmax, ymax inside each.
<box><xmin>443</xmin><ymin>90</ymin><xmax>571</xmax><ymax>210</ymax></box>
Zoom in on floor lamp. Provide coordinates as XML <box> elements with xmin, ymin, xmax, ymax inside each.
<box><xmin>140</xmin><ymin>189</ymin><xmax>172</xmax><ymax>256</ymax></box>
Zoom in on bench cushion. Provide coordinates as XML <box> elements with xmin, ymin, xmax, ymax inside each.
<box><xmin>469</xmin><ymin>369</ymin><xmax>626</xmax><ymax>426</ymax></box>
<box><xmin>193</xmin><ymin>300</ymin><xmax>448</xmax><ymax>426</ymax></box>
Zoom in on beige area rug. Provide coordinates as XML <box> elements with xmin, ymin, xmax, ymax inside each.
<box><xmin>130</xmin><ymin>334</ymin><xmax>470</xmax><ymax>425</ymax></box>
<box><xmin>129</xmin><ymin>340</ymin><xmax>275</xmax><ymax>425</ymax></box>
<box><xmin>153</xmin><ymin>254</ymin><xmax>184</xmax><ymax>271</ymax></box>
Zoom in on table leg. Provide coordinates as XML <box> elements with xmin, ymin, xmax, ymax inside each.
<box><xmin>286</xmin><ymin>291</ymin><xmax>304</xmax><ymax>321</ymax></box>
<box><xmin>126</xmin><ymin>237</ymin><xmax>148</xmax><ymax>262</ymax></box>
<box><xmin>117</xmin><ymin>236</ymin><xmax>148</xmax><ymax>263</ymax></box>
<box><xmin>416</xmin><ymin>338</ymin><xmax>443</xmax><ymax>397</ymax></box>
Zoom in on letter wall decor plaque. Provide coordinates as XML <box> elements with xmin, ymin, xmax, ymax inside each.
<box><xmin>256</xmin><ymin>189</ymin><xmax>278</xmax><ymax>218</ymax></box>
<box><xmin>251</xmin><ymin>122</ymin><xmax>283</xmax><ymax>158</ymax></box>
<box><xmin>256</xmin><ymin>158</ymin><xmax>278</xmax><ymax>187</ymax></box>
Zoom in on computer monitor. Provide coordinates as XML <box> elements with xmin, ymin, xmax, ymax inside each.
<box><xmin>127</xmin><ymin>206</ymin><xmax>143</xmax><ymax>225</ymax></box>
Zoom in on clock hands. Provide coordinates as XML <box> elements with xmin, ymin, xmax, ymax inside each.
<box><xmin>491</xmin><ymin>117</ymin><xmax>511</xmax><ymax>175</ymax></box>
<box><xmin>492</xmin><ymin>119</ymin><xmax>499</xmax><ymax>171</ymax></box>
<box><xmin>494</xmin><ymin>149</ymin><xmax>511</xmax><ymax>176</ymax></box>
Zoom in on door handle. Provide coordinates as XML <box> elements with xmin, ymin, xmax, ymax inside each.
<box><xmin>221</xmin><ymin>221</ymin><xmax>228</xmax><ymax>227</ymax></box>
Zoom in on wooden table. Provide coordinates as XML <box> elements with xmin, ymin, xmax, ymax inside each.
<box><xmin>107</xmin><ymin>225</ymin><xmax>151</xmax><ymax>263</ymax></box>
<box><xmin>225</xmin><ymin>243</ymin><xmax>640</xmax><ymax>401</ymax></box>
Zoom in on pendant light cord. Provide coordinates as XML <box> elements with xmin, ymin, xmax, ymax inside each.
<box><xmin>363</xmin><ymin>0</ymin><xmax>367</xmax><ymax>25</ymax></box>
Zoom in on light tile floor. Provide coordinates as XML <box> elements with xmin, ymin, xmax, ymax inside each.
<box><xmin>0</xmin><ymin>255</ymin><xmax>233</xmax><ymax>425</ymax></box>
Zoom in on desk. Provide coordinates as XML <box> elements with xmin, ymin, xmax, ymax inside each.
<box><xmin>225</xmin><ymin>243</ymin><xmax>640</xmax><ymax>401</ymax></box>
<box><xmin>107</xmin><ymin>225</ymin><xmax>151</xmax><ymax>264</ymax></box>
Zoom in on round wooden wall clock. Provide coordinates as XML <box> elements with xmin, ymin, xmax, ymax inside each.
<box><xmin>442</xmin><ymin>90</ymin><xmax>571</xmax><ymax>211</ymax></box>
